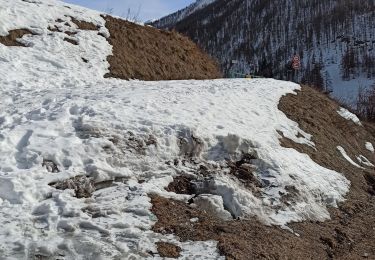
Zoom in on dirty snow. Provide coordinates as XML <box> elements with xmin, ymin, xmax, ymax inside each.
<box><xmin>0</xmin><ymin>0</ymin><xmax>351</xmax><ymax>259</ymax></box>
<box><xmin>366</xmin><ymin>142</ymin><xmax>374</xmax><ymax>153</ymax></box>
<box><xmin>337</xmin><ymin>107</ymin><xmax>362</xmax><ymax>126</ymax></box>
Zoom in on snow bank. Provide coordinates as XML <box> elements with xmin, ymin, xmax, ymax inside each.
<box><xmin>337</xmin><ymin>107</ymin><xmax>362</xmax><ymax>126</ymax></box>
<box><xmin>0</xmin><ymin>0</ymin><xmax>350</xmax><ymax>258</ymax></box>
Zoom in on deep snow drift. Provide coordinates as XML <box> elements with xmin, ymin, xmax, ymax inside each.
<box><xmin>0</xmin><ymin>0</ymin><xmax>353</xmax><ymax>259</ymax></box>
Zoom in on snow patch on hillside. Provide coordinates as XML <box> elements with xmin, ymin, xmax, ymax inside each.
<box><xmin>337</xmin><ymin>108</ymin><xmax>362</xmax><ymax>126</ymax></box>
<box><xmin>337</xmin><ymin>146</ymin><xmax>363</xmax><ymax>168</ymax></box>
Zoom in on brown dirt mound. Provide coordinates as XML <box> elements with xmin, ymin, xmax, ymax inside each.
<box><xmin>151</xmin><ymin>86</ymin><xmax>375</xmax><ymax>260</ymax></box>
<box><xmin>0</xmin><ymin>29</ymin><xmax>34</xmax><ymax>47</ymax></box>
<box><xmin>103</xmin><ymin>15</ymin><xmax>222</xmax><ymax>81</ymax></box>
<box><xmin>156</xmin><ymin>242</ymin><xmax>181</xmax><ymax>258</ymax></box>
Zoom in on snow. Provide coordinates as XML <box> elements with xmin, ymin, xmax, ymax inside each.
<box><xmin>357</xmin><ymin>155</ymin><xmax>374</xmax><ymax>168</ymax></box>
<box><xmin>0</xmin><ymin>0</ymin><xmax>351</xmax><ymax>259</ymax></box>
<box><xmin>337</xmin><ymin>146</ymin><xmax>363</xmax><ymax>169</ymax></box>
<box><xmin>366</xmin><ymin>142</ymin><xmax>374</xmax><ymax>153</ymax></box>
<box><xmin>337</xmin><ymin>108</ymin><xmax>362</xmax><ymax>126</ymax></box>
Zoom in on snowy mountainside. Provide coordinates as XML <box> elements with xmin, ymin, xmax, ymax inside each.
<box><xmin>149</xmin><ymin>0</ymin><xmax>217</xmax><ymax>28</ymax></box>
<box><xmin>0</xmin><ymin>0</ymin><xmax>374</xmax><ymax>259</ymax></box>
<box><xmin>150</xmin><ymin>0</ymin><xmax>375</xmax><ymax>103</ymax></box>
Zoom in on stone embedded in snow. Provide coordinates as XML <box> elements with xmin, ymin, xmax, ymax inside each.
<box><xmin>366</xmin><ymin>142</ymin><xmax>374</xmax><ymax>153</ymax></box>
<box><xmin>337</xmin><ymin>107</ymin><xmax>362</xmax><ymax>126</ymax></box>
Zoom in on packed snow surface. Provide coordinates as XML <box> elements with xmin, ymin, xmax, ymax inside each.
<box><xmin>0</xmin><ymin>0</ymin><xmax>350</xmax><ymax>259</ymax></box>
<box><xmin>337</xmin><ymin>108</ymin><xmax>362</xmax><ymax>126</ymax></box>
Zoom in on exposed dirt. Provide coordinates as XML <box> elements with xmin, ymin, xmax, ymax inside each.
<box><xmin>156</xmin><ymin>242</ymin><xmax>181</xmax><ymax>258</ymax></box>
<box><xmin>166</xmin><ymin>175</ymin><xmax>195</xmax><ymax>195</ymax></box>
<box><xmin>0</xmin><ymin>29</ymin><xmax>34</xmax><ymax>47</ymax></box>
<box><xmin>226</xmin><ymin>153</ymin><xmax>263</xmax><ymax>190</ymax></box>
<box><xmin>151</xmin><ymin>86</ymin><xmax>375</xmax><ymax>260</ymax></box>
<box><xmin>151</xmin><ymin>195</ymin><xmax>326</xmax><ymax>260</ymax></box>
<box><xmin>279</xmin><ymin>86</ymin><xmax>375</xmax><ymax>259</ymax></box>
<box><xmin>278</xmin><ymin>86</ymin><xmax>375</xmax><ymax>177</ymax></box>
<box><xmin>70</xmin><ymin>17</ymin><xmax>98</xmax><ymax>31</ymax></box>
<box><xmin>63</xmin><ymin>37</ymin><xmax>78</xmax><ymax>45</ymax></box>
<box><xmin>102</xmin><ymin>15</ymin><xmax>222</xmax><ymax>81</ymax></box>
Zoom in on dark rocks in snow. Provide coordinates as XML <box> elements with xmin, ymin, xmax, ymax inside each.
<box><xmin>63</xmin><ymin>37</ymin><xmax>78</xmax><ymax>45</ymax></box>
<box><xmin>49</xmin><ymin>176</ymin><xmax>95</xmax><ymax>198</ymax></box>
<box><xmin>42</xmin><ymin>159</ymin><xmax>60</xmax><ymax>173</ymax></box>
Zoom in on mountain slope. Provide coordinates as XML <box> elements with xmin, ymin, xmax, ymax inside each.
<box><xmin>0</xmin><ymin>0</ymin><xmax>374</xmax><ymax>259</ymax></box>
<box><xmin>150</xmin><ymin>0</ymin><xmax>375</xmax><ymax>102</ymax></box>
<box><xmin>149</xmin><ymin>0</ymin><xmax>217</xmax><ymax>28</ymax></box>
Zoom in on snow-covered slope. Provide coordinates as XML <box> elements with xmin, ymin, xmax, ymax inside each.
<box><xmin>0</xmin><ymin>0</ymin><xmax>355</xmax><ymax>259</ymax></box>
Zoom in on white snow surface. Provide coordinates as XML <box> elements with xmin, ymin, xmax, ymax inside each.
<box><xmin>0</xmin><ymin>0</ymin><xmax>350</xmax><ymax>259</ymax></box>
<box><xmin>337</xmin><ymin>146</ymin><xmax>363</xmax><ymax>169</ymax></box>
<box><xmin>366</xmin><ymin>142</ymin><xmax>374</xmax><ymax>153</ymax></box>
<box><xmin>337</xmin><ymin>107</ymin><xmax>362</xmax><ymax>126</ymax></box>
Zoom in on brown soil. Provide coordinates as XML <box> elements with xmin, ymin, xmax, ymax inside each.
<box><xmin>226</xmin><ymin>153</ymin><xmax>263</xmax><ymax>190</ymax></box>
<box><xmin>166</xmin><ymin>175</ymin><xmax>195</xmax><ymax>195</ymax></box>
<box><xmin>102</xmin><ymin>15</ymin><xmax>222</xmax><ymax>81</ymax></box>
<box><xmin>151</xmin><ymin>86</ymin><xmax>375</xmax><ymax>260</ymax></box>
<box><xmin>156</xmin><ymin>242</ymin><xmax>181</xmax><ymax>258</ymax></box>
<box><xmin>0</xmin><ymin>29</ymin><xmax>34</xmax><ymax>47</ymax></box>
<box><xmin>63</xmin><ymin>37</ymin><xmax>78</xmax><ymax>45</ymax></box>
<box><xmin>70</xmin><ymin>17</ymin><xmax>98</xmax><ymax>31</ymax></box>
<box><xmin>151</xmin><ymin>195</ymin><xmax>326</xmax><ymax>260</ymax></box>
<box><xmin>278</xmin><ymin>86</ymin><xmax>375</xmax><ymax>176</ymax></box>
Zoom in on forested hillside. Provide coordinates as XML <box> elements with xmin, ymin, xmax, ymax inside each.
<box><xmin>150</xmin><ymin>0</ymin><xmax>375</xmax><ymax>103</ymax></box>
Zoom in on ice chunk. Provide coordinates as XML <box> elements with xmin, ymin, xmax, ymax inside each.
<box><xmin>337</xmin><ymin>108</ymin><xmax>362</xmax><ymax>126</ymax></box>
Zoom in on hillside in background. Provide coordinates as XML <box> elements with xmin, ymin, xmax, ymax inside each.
<box><xmin>150</xmin><ymin>0</ymin><xmax>375</xmax><ymax>103</ymax></box>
